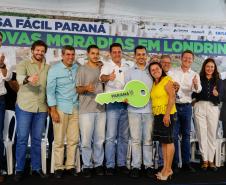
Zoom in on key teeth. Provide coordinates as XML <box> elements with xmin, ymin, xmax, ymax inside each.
<box><xmin>95</xmin><ymin>95</ymin><xmax>120</xmax><ymax>105</ymax></box>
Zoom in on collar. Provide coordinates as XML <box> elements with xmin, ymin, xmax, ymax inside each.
<box><xmin>110</xmin><ymin>60</ymin><xmax>121</xmax><ymax>68</ymax></box>
<box><xmin>30</xmin><ymin>56</ymin><xmax>46</xmax><ymax>64</ymax></box>
<box><xmin>179</xmin><ymin>66</ymin><xmax>192</xmax><ymax>73</ymax></box>
<box><xmin>134</xmin><ymin>63</ymin><xmax>148</xmax><ymax>70</ymax></box>
<box><xmin>60</xmin><ymin>60</ymin><xmax>77</xmax><ymax>70</ymax></box>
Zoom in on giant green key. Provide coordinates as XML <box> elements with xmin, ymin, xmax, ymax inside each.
<box><xmin>95</xmin><ymin>80</ymin><xmax>150</xmax><ymax>108</ymax></box>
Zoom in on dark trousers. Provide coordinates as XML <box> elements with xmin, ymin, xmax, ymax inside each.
<box><xmin>173</xmin><ymin>103</ymin><xmax>192</xmax><ymax>166</ymax></box>
<box><xmin>0</xmin><ymin>96</ymin><xmax>5</xmax><ymax>170</ymax></box>
<box><xmin>222</xmin><ymin>122</ymin><xmax>226</xmax><ymax>138</ymax></box>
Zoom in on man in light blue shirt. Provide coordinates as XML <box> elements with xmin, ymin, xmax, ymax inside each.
<box><xmin>125</xmin><ymin>45</ymin><xmax>153</xmax><ymax>178</ymax></box>
<box><xmin>47</xmin><ymin>45</ymin><xmax>79</xmax><ymax>178</ymax></box>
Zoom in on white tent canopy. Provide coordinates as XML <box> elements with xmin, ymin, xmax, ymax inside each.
<box><xmin>1</xmin><ymin>0</ymin><xmax>226</xmax><ymax>25</ymax></box>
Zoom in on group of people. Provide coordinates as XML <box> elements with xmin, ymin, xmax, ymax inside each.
<box><xmin>0</xmin><ymin>30</ymin><xmax>226</xmax><ymax>183</ymax></box>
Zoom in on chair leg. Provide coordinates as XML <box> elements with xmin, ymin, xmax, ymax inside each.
<box><xmin>178</xmin><ymin>139</ymin><xmax>182</xmax><ymax>168</ymax></box>
<box><xmin>126</xmin><ymin>140</ymin><xmax>132</xmax><ymax>170</ymax></box>
<box><xmin>41</xmin><ymin>142</ymin><xmax>47</xmax><ymax>174</ymax></box>
<box><xmin>50</xmin><ymin>142</ymin><xmax>55</xmax><ymax>174</ymax></box>
<box><xmin>5</xmin><ymin>142</ymin><xmax>13</xmax><ymax>175</ymax></box>
<box><xmin>153</xmin><ymin>141</ymin><xmax>159</xmax><ymax>169</ymax></box>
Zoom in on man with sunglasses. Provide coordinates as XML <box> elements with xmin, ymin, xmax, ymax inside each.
<box><xmin>47</xmin><ymin>45</ymin><xmax>79</xmax><ymax>179</ymax></box>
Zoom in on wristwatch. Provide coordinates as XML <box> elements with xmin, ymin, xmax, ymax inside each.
<box><xmin>23</xmin><ymin>76</ymin><xmax>30</xmax><ymax>85</ymax></box>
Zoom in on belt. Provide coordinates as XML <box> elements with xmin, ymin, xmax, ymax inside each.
<box><xmin>176</xmin><ymin>103</ymin><xmax>191</xmax><ymax>106</ymax></box>
<box><xmin>0</xmin><ymin>95</ymin><xmax>5</xmax><ymax>100</ymax></box>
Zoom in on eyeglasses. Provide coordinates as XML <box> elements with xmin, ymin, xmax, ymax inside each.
<box><xmin>68</xmin><ymin>69</ymin><xmax>73</xmax><ymax>81</ymax></box>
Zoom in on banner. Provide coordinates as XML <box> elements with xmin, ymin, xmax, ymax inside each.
<box><xmin>1</xmin><ymin>29</ymin><xmax>226</xmax><ymax>56</ymax></box>
<box><xmin>1</xmin><ymin>16</ymin><xmax>226</xmax><ymax>56</ymax></box>
<box><xmin>1</xmin><ymin>15</ymin><xmax>226</xmax><ymax>73</ymax></box>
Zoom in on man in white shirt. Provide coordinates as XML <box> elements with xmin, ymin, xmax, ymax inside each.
<box><xmin>170</xmin><ymin>50</ymin><xmax>201</xmax><ymax>173</ymax></box>
<box><xmin>100</xmin><ymin>43</ymin><xmax>130</xmax><ymax>175</ymax></box>
<box><xmin>0</xmin><ymin>31</ymin><xmax>12</xmax><ymax>183</ymax></box>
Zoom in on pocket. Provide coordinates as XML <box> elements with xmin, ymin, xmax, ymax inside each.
<box><xmin>193</xmin><ymin>103</ymin><xmax>201</xmax><ymax>115</ymax></box>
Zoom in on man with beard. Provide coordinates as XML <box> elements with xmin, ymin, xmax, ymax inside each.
<box><xmin>14</xmin><ymin>40</ymin><xmax>49</xmax><ymax>181</ymax></box>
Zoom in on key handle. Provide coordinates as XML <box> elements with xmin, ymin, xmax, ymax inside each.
<box><xmin>95</xmin><ymin>80</ymin><xmax>150</xmax><ymax>107</ymax></box>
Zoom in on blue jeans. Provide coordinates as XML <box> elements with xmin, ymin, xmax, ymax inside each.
<box><xmin>79</xmin><ymin>112</ymin><xmax>106</xmax><ymax>168</ymax></box>
<box><xmin>173</xmin><ymin>104</ymin><xmax>192</xmax><ymax>165</ymax></box>
<box><xmin>105</xmin><ymin>102</ymin><xmax>129</xmax><ymax>168</ymax></box>
<box><xmin>0</xmin><ymin>97</ymin><xmax>5</xmax><ymax>170</ymax></box>
<box><xmin>15</xmin><ymin>104</ymin><xmax>47</xmax><ymax>172</ymax></box>
<box><xmin>128</xmin><ymin>112</ymin><xmax>153</xmax><ymax>169</ymax></box>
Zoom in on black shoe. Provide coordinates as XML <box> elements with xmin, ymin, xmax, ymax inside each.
<box><xmin>83</xmin><ymin>168</ymin><xmax>92</xmax><ymax>178</ymax></box>
<box><xmin>32</xmin><ymin>170</ymin><xmax>48</xmax><ymax>178</ymax></box>
<box><xmin>182</xmin><ymin>164</ymin><xmax>196</xmax><ymax>173</ymax></box>
<box><xmin>66</xmin><ymin>168</ymin><xmax>78</xmax><ymax>176</ymax></box>
<box><xmin>117</xmin><ymin>166</ymin><xmax>129</xmax><ymax>174</ymax></box>
<box><xmin>14</xmin><ymin>171</ymin><xmax>24</xmax><ymax>182</ymax></box>
<box><xmin>54</xmin><ymin>169</ymin><xmax>64</xmax><ymax>179</ymax></box>
<box><xmin>146</xmin><ymin>167</ymin><xmax>154</xmax><ymax>178</ymax></box>
<box><xmin>130</xmin><ymin>168</ymin><xmax>140</xmax><ymax>178</ymax></box>
<box><xmin>95</xmin><ymin>166</ymin><xmax>104</xmax><ymax>176</ymax></box>
<box><xmin>105</xmin><ymin>168</ymin><xmax>115</xmax><ymax>176</ymax></box>
<box><xmin>224</xmin><ymin>161</ymin><xmax>226</xmax><ymax>168</ymax></box>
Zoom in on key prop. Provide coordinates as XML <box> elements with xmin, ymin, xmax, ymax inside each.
<box><xmin>95</xmin><ymin>80</ymin><xmax>150</xmax><ymax>108</ymax></box>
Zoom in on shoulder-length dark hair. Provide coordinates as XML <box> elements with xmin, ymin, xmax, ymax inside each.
<box><xmin>148</xmin><ymin>61</ymin><xmax>167</xmax><ymax>82</ymax></box>
<box><xmin>199</xmin><ymin>58</ymin><xmax>220</xmax><ymax>84</ymax></box>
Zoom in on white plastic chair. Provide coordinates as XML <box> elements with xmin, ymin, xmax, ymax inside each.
<box><xmin>3</xmin><ymin>110</ymin><xmax>17</xmax><ymax>175</ymax></box>
<box><xmin>152</xmin><ymin>141</ymin><xmax>160</xmax><ymax>169</ymax></box>
<box><xmin>41</xmin><ymin>116</ymin><xmax>50</xmax><ymax>174</ymax></box>
<box><xmin>215</xmin><ymin>121</ymin><xmax>226</xmax><ymax>167</ymax></box>
<box><xmin>190</xmin><ymin>117</ymin><xmax>200</xmax><ymax>163</ymax></box>
<box><xmin>126</xmin><ymin>139</ymin><xmax>132</xmax><ymax>169</ymax></box>
<box><xmin>177</xmin><ymin>136</ymin><xmax>183</xmax><ymax>168</ymax></box>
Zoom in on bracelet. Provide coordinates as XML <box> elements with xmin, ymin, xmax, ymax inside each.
<box><xmin>0</xmin><ymin>64</ymin><xmax>6</xmax><ymax>69</ymax></box>
<box><xmin>23</xmin><ymin>76</ymin><xmax>30</xmax><ymax>85</ymax></box>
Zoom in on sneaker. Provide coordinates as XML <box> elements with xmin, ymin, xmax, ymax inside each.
<box><xmin>182</xmin><ymin>164</ymin><xmax>196</xmax><ymax>173</ymax></box>
<box><xmin>66</xmin><ymin>168</ymin><xmax>78</xmax><ymax>176</ymax></box>
<box><xmin>209</xmin><ymin>162</ymin><xmax>218</xmax><ymax>172</ymax></box>
<box><xmin>130</xmin><ymin>168</ymin><xmax>140</xmax><ymax>178</ymax></box>
<box><xmin>201</xmin><ymin>161</ymin><xmax>208</xmax><ymax>171</ymax></box>
<box><xmin>146</xmin><ymin>167</ymin><xmax>154</xmax><ymax>178</ymax></box>
<box><xmin>54</xmin><ymin>169</ymin><xmax>64</xmax><ymax>179</ymax></box>
<box><xmin>95</xmin><ymin>166</ymin><xmax>104</xmax><ymax>176</ymax></box>
<box><xmin>83</xmin><ymin>168</ymin><xmax>92</xmax><ymax>178</ymax></box>
<box><xmin>32</xmin><ymin>170</ymin><xmax>48</xmax><ymax>178</ymax></box>
<box><xmin>14</xmin><ymin>171</ymin><xmax>24</xmax><ymax>182</ymax></box>
<box><xmin>105</xmin><ymin>168</ymin><xmax>115</xmax><ymax>176</ymax></box>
